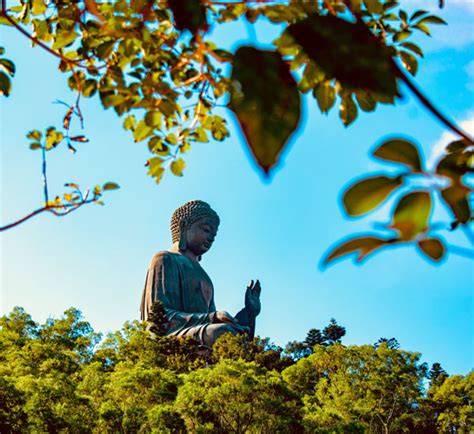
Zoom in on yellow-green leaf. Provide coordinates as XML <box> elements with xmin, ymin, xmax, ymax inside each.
<box><xmin>170</xmin><ymin>158</ymin><xmax>186</xmax><ymax>177</ymax></box>
<box><xmin>390</xmin><ymin>191</ymin><xmax>431</xmax><ymax>240</ymax></box>
<box><xmin>324</xmin><ymin>235</ymin><xmax>389</xmax><ymax>266</ymax></box>
<box><xmin>343</xmin><ymin>175</ymin><xmax>403</xmax><ymax>216</ymax></box>
<box><xmin>373</xmin><ymin>138</ymin><xmax>422</xmax><ymax>172</ymax></box>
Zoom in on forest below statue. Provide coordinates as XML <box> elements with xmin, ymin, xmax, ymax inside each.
<box><xmin>1</xmin><ymin>307</ymin><xmax>472</xmax><ymax>432</ymax></box>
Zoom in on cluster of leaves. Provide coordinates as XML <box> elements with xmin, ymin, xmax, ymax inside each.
<box><xmin>1</xmin><ymin>0</ymin><xmax>446</xmax><ymax>180</ymax></box>
<box><xmin>324</xmin><ymin>137</ymin><xmax>473</xmax><ymax>265</ymax></box>
<box><xmin>0</xmin><ymin>106</ymin><xmax>119</xmax><ymax>230</ymax></box>
<box><xmin>1</xmin><ymin>307</ymin><xmax>473</xmax><ymax>432</ymax></box>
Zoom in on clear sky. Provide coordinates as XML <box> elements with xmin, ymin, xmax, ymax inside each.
<box><xmin>1</xmin><ymin>1</ymin><xmax>473</xmax><ymax>375</ymax></box>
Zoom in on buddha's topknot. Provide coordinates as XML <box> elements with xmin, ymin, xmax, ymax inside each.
<box><xmin>170</xmin><ymin>200</ymin><xmax>220</xmax><ymax>243</ymax></box>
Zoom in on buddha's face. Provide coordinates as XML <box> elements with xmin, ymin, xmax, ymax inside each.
<box><xmin>185</xmin><ymin>217</ymin><xmax>218</xmax><ymax>256</ymax></box>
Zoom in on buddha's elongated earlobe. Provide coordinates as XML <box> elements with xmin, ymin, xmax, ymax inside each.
<box><xmin>178</xmin><ymin>222</ymin><xmax>187</xmax><ymax>252</ymax></box>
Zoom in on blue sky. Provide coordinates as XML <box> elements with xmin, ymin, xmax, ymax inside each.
<box><xmin>1</xmin><ymin>1</ymin><xmax>473</xmax><ymax>375</ymax></box>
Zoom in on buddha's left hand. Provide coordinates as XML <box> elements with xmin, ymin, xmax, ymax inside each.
<box><xmin>245</xmin><ymin>279</ymin><xmax>261</xmax><ymax>317</ymax></box>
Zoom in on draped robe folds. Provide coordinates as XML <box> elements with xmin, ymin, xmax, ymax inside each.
<box><xmin>140</xmin><ymin>251</ymin><xmax>253</xmax><ymax>346</ymax></box>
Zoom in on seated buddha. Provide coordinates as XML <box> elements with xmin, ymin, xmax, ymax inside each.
<box><xmin>140</xmin><ymin>200</ymin><xmax>261</xmax><ymax>347</ymax></box>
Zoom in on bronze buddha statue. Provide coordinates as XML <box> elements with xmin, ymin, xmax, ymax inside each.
<box><xmin>140</xmin><ymin>200</ymin><xmax>261</xmax><ymax>347</ymax></box>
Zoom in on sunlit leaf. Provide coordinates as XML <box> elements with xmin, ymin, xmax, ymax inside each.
<box><xmin>170</xmin><ymin>158</ymin><xmax>186</xmax><ymax>176</ymax></box>
<box><xmin>0</xmin><ymin>59</ymin><xmax>16</xmax><ymax>76</ymax></box>
<box><xmin>390</xmin><ymin>191</ymin><xmax>431</xmax><ymax>240</ymax></box>
<box><xmin>103</xmin><ymin>182</ymin><xmax>120</xmax><ymax>190</ymax></box>
<box><xmin>417</xmin><ymin>237</ymin><xmax>446</xmax><ymax>262</ymax></box>
<box><xmin>52</xmin><ymin>31</ymin><xmax>78</xmax><ymax>50</ymax></box>
<box><xmin>229</xmin><ymin>46</ymin><xmax>301</xmax><ymax>175</ymax></box>
<box><xmin>400</xmin><ymin>42</ymin><xmax>423</xmax><ymax>58</ymax></box>
<box><xmin>323</xmin><ymin>235</ymin><xmax>390</xmax><ymax>265</ymax></box>
<box><xmin>440</xmin><ymin>184</ymin><xmax>471</xmax><ymax>225</ymax></box>
<box><xmin>133</xmin><ymin>121</ymin><xmax>154</xmax><ymax>143</ymax></box>
<box><xmin>286</xmin><ymin>14</ymin><xmax>397</xmax><ymax>97</ymax></box>
<box><xmin>417</xmin><ymin>15</ymin><xmax>447</xmax><ymax>25</ymax></box>
<box><xmin>339</xmin><ymin>93</ymin><xmax>358</xmax><ymax>126</ymax></box>
<box><xmin>0</xmin><ymin>71</ymin><xmax>12</xmax><ymax>96</ymax></box>
<box><xmin>372</xmin><ymin>138</ymin><xmax>422</xmax><ymax>172</ymax></box>
<box><xmin>399</xmin><ymin>51</ymin><xmax>418</xmax><ymax>75</ymax></box>
<box><xmin>314</xmin><ymin>83</ymin><xmax>336</xmax><ymax>114</ymax></box>
<box><xmin>27</xmin><ymin>130</ymin><xmax>42</xmax><ymax>140</ymax></box>
<box><xmin>343</xmin><ymin>175</ymin><xmax>403</xmax><ymax>216</ymax></box>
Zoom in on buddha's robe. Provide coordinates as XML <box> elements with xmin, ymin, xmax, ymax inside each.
<box><xmin>140</xmin><ymin>251</ymin><xmax>244</xmax><ymax>346</ymax></box>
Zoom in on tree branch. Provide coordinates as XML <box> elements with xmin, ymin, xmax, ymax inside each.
<box><xmin>396</xmin><ymin>64</ymin><xmax>474</xmax><ymax>144</ymax></box>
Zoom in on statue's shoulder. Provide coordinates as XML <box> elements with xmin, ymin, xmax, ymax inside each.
<box><xmin>148</xmin><ymin>250</ymin><xmax>182</xmax><ymax>268</ymax></box>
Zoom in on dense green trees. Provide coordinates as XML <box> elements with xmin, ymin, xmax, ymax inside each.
<box><xmin>1</xmin><ymin>307</ymin><xmax>472</xmax><ymax>433</ymax></box>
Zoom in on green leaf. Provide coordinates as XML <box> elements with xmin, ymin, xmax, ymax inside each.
<box><xmin>417</xmin><ymin>15</ymin><xmax>447</xmax><ymax>25</ymax></box>
<box><xmin>410</xmin><ymin>10</ymin><xmax>428</xmax><ymax>21</ymax></box>
<box><xmin>229</xmin><ymin>46</ymin><xmax>301</xmax><ymax>175</ymax></box>
<box><xmin>96</xmin><ymin>41</ymin><xmax>115</xmax><ymax>60</ymax></box>
<box><xmin>144</xmin><ymin>111</ymin><xmax>162</xmax><ymax>128</ymax></box>
<box><xmin>372</xmin><ymin>138</ymin><xmax>423</xmax><ymax>172</ymax></box>
<box><xmin>400</xmin><ymin>42</ymin><xmax>423</xmax><ymax>57</ymax></box>
<box><xmin>393</xmin><ymin>30</ymin><xmax>412</xmax><ymax>43</ymax></box>
<box><xmin>31</xmin><ymin>0</ymin><xmax>47</xmax><ymax>15</ymax></box>
<box><xmin>436</xmin><ymin>151</ymin><xmax>470</xmax><ymax>180</ymax></box>
<box><xmin>314</xmin><ymin>84</ymin><xmax>336</xmax><ymax>114</ymax></box>
<box><xmin>414</xmin><ymin>23</ymin><xmax>431</xmax><ymax>36</ymax></box>
<box><xmin>399</xmin><ymin>51</ymin><xmax>418</xmax><ymax>75</ymax></box>
<box><xmin>123</xmin><ymin>115</ymin><xmax>136</xmax><ymax>131</ymax></box>
<box><xmin>170</xmin><ymin>158</ymin><xmax>186</xmax><ymax>177</ymax></box>
<box><xmin>339</xmin><ymin>93</ymin><xmax>357</xmax><ymax>126</ymax></box>
<box><xmin>169</xmin><ymin>0</ymin><xmax>208</xmax><ymax>35</ymax></box>
<box><xmin>417</xmin><ymin>237</ymin><xmax>446</xmax><ymax>262</ymax></box>
<box><xmin>355</xmin><ymin>91</ymin><xmax>376</xmax><ymax>112</ymax></box>
<box><xmin>446</xmin><ymin>139</ymin><xmax>469</xmax><ymax>153</ymax></box>
<box><xmin>148</xmin><ymin>157</ymin><xmax>165</xmax><ymax>182</ymax></box>
<box><xmin>0</xmin><ymin>71</ymin><xmax>11</xmax><ymax>97</ymax></box>
<box><xmin>0</xmin><ymin>59</ymin><xmax>15</xmax><ymax>76</ymax></box>
<box><xmin>440</xmin><ymin>184</ymin><xmax>471</xmax><ymax>225</ymax></box>
<box><xmin>390</xmin><ymin>191</ymin><xmax>431</xmax><ymax>240</ymax></box>
<box><xmin>343</xmin><ymin>175</ymin><xmax>403</xmax><ymax>216</ymax></box>
<box><xmin>45</xmin><ymin>128</ymin><xmax>64</xmax><ymax>149</ymax></box>
<box><xmin>364</xmin><ymin>0</ymin><xmax>384</xmax><ymax>14</ymax></box>
<box><xmin>82</xmin><ymin>79</ymin><xmax>98</xmax><ymax>98</ymax></box>
<box><xmin>52</xmin><ymin>31</ymin><xmax>78</xmax><ymax>50</ymax></box>
<box><xmin>286</xmin><ymin>14</ymin><xmax>397</xmax><ymax>97</ymax></box>
<box><xmin>27</xmin><ymin>130</ymin><xmax>42</xmax><ymax>140</ymax></box>
<box><xmin>165</xmin><ymin>133</ymin><xmax>178</xmax><ymax>145</ymax></box>
<box><xmin>193</xmin><ymin>127</ymin><xmax>209</xmax><ymax>143</ymax></box>
<box><xmin>133</xmin><ymin>120</ymin><xmax>154</xmax><ymax>143</ymax></box>
<box><xmin>103</xmin><ymin>182</ymin><xmax>120</xmax><ymax>191</ymax></box>
<box><xmin>323</xmin><ymin>235</ymin><xmax>389</xmax><ymax>265</ymax></box>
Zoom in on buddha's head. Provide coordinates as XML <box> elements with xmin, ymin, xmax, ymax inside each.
<box><xmin>171</xmin><ymin>200</ymin><xmax>220</xmax><ymax>258</ymax></box>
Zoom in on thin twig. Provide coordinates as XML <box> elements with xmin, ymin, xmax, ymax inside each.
<box><xmin>0</xmin><ymin>208</ymin><xmax>49</xmax><ymax>231</ymax></box>
<box><xmin>42</xmin><ymin>147</ymin><xmax>49</xmax><ymax>204</ymax></box>
<box><xmin>396</xmin><ymin>64</ymin><xmax>474</xmax><ymax>144</ymax></box>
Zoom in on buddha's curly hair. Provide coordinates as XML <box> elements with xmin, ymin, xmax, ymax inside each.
<box><xmin>170</xmin><ymin>200</ymin><xmax>220</xmax><ymax>243</ymax></box>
